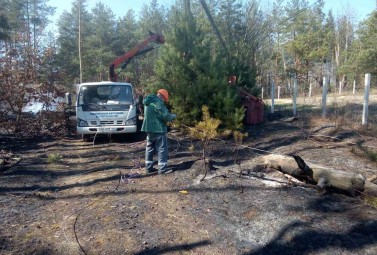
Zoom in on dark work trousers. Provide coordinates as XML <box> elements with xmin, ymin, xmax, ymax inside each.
<box><xmin>145</xmin><ymin>133</ymin><xmax>168</xmax><ymax>173</ymax></box>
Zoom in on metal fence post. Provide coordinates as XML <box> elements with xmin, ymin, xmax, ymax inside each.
<box><xmin>322</xmin><ymin>76</ymin><xmax>328</xmax><ymax>117</ymax></box>
<box><xmin>278</xmin><ymin>85</ymin><xmax>281</xmax><ymax>100</ymax></box>
<box><xmin>271</xmin><ymin>77</ymin><xmax>275</xmax><ymax>114</ymax></box>
<box><xmin>309</xmin><ymin>83</ymin><xmax>312</xmax><ymax>97</ymax></box>
<box><xmin>293</xmin><ymin>73</ymin><xmax>297</xmax><ymax>116</ymax></box>
<box><xmin>362</xmin><ymin>73</ymin><xmax>371</xmax><ymax>125</ymax></box>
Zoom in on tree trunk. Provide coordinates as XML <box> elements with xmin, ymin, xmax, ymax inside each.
<box><xmin>257</xmin><ymin>154</ymin><xmax>377</xmax><ymax>197</ymax></box>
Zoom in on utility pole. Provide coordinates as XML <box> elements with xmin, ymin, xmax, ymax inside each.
<box><xmin>78</xmin><ymin>1</ymin><xmax>83</xmax><ymax>84</ymax></box>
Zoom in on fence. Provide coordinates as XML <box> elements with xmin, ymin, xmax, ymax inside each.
<box><xmin>262</xmin><ymin>73</ymin><xmax>375</xmax><ymax>126</ymax></box>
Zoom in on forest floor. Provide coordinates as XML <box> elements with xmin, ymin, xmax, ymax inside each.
<box><xmin>1</xmin><ymin>96</ymin><xmax>377</xmax><ymax>255</ymax></box>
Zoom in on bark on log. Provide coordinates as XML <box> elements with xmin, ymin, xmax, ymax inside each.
<box><xmin>258</xmin><ymin>154</ymin><xmax>377</xmax><ymax>197</ymax></box>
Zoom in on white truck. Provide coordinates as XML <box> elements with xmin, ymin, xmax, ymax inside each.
<box><xmin>73</xmin><ymin>81</ymin><xmax>139</xmax><ymax>141</ymax></box>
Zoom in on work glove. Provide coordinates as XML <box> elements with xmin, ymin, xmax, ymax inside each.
<box><xmin>171</xmin><ymin>114</ymin><xmax>177</xmax><ymax>120</ymax></box>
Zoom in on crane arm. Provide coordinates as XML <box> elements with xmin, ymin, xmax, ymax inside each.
<box><xmin>109</xmin><ymin>32</ymin><xmax>165</xmax><ymax>82</ymax></box>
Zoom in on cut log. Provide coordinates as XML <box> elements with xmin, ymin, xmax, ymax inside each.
<box><xmin>257</xmin><ymin>154</ymin><xmax>377</xmax><ymax>197</ymax></box>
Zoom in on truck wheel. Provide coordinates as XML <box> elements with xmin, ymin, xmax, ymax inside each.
<box><xmin>82</xmin><ymin>134</ymin><xmax>91</xmax><ymax>142</ymax></box>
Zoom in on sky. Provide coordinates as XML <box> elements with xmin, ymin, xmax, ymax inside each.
<box><xmin>46</xmin><ymin>0</ymin><xmax>175</xmax><ymax>33</ymax></box>
<box><xmin>47</xmin><ymin>0</ymin><xmax>376</xmax><ymax>33</ymax></box>
<box><xmin>47</xmin><ymin>0</ymin><xmax>175</xmax><ymax>30</ymax></box>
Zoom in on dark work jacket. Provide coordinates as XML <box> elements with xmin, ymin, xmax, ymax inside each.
<box><xmin>141</xmin><ymin>94</ymin><xmax>175</xmax><ymax>134</ymax></box>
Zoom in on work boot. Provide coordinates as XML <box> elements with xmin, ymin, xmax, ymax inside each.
<box><xmin>146</xmin><ymin>168</ymin><xmax>158</xmax><ymax>175</ymax></box>
<box><xmin>158</xmin><ymin>169</ymin><xmax>173</xmax><ymax>175</ymax></box>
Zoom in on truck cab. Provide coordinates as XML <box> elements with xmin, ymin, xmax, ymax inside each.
<box><xmin>74</xmin><ymin>81</ymin><xmax>138</xmax><ymax>141</ymax></box>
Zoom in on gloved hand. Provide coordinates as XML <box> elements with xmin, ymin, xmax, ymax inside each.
<box><xmin>171</xmin><ymin>114</ymin><xmax>177</xmax><ymax>120</ymax></box>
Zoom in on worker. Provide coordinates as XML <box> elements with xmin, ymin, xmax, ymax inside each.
<box><xmin>141</xmin><ymin>89</ymin><xmax>176</xmax><ymax>175</ymax></box>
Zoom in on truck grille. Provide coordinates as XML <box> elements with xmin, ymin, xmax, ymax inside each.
<box><xmin>89</xmin><ymin>120</ymin><xmax>124</xmax><ymax>126</ymax></box>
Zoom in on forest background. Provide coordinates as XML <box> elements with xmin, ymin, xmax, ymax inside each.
<box><xmin>0</xmin><ymin>0</ymin><xmax>376</xmax><ymax>135</ymax></box>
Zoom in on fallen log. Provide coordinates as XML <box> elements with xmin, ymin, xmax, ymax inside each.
<box><xmin>257</xmin><ymin>154</ymin><xmax>377</xmax><ymax>197</ymax></box>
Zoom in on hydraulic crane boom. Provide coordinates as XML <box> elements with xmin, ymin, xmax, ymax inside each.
<box><xmin>109</xmin><ymin>32</ymin><xmax>165</xmax><ymax>82</ymax></box>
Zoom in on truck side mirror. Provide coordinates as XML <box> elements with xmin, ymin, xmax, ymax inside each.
<box><xmin>65</xmin><ymin>92</ymin><xmax>72</xmax><ymax>106</ymax></box>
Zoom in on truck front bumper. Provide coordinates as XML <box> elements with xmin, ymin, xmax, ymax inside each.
<box><xmin>77</xmin><ymin>125</ymin><xmax>137</xmax><ymax>134</ymax></box>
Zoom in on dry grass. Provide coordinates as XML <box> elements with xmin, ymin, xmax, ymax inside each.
<box><xmin>364</xmin><ymin>196</ymin><xmax>377</xmax><ymax>209</ymax></box>
<box><xmin>46</xmin><ymin>153</ymin><xmax>63</xmax><ymax>164</ymax></box>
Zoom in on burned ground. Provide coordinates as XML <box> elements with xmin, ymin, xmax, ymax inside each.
<box><xmin>1</xmin><ymin>110</ymin><xmax>377</xmax><ymax>255</ymax></box>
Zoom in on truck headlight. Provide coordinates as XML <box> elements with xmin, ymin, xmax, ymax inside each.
<box><xmin>125</xmin><ymin>116</ymin><xmax>136</xmax><ymax>125</ymax></box>
<box><xmin>77</xmin><ymin>118</ymin><xmax>88</xmax><ymax>127</ymax></box>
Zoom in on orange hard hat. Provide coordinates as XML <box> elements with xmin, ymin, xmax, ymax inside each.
<box><xmin>157</xmin><ymin>89</ymin><xmax>169</xmax><ymax>102</ymax></box>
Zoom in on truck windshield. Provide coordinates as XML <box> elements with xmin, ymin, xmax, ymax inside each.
<box><xmin>78</xmin><ymin>84</ymin><xmax>133</xmax><ymax>111</ymax></box>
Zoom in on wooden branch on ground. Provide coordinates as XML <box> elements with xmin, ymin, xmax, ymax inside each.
<box><xmin>0</xmin><ymin>152</ymin><xmax>21</xmax><ymax>172</ymax></box>
<box><xmin>257</xmin><ymin>154</ymin><xmax>377</xmax><ymax>197</ymax></box>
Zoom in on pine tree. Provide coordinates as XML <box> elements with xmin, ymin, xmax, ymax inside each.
<box><xmin>359</xmin><ymin>11</ymin><xmax>377</xmax><ymax>75</ymax></box>
<box><xmin>56</xmin><ymin>0</ymin><xmax>92</xmax><ymax>84</ymax></box>
<box><xmin>112</xmin><ymin>10</ymin><xmax>139</xmax><ymax>83</ymax></box>
<box><xmin>136</xmin><ymin>0</ymin><xmax>168</xmax><ymax>89</ymax></box>
<box><xmin>345</xmin><ymin>10</ymin><xmax>377</xmax><ymax>77</ymax></box>
<box><xmin>85</xmin><ymin>2</ymin><xmax>117</xmax><ymax>80</ymax></box>
<box><xmin>190</xmin><ymin>105</ymin><xmax>221</xmax><ymax>181</ymax></box>
<box><xmin>154</xmin><ymin>0</ymin><xmax>242</xmax><ymax>130</ymax></box>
